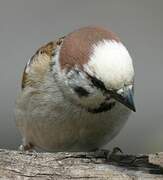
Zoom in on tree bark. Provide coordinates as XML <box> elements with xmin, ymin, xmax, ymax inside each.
<box><xmin>0</xmin><ymin>149</ymin><xmax>163</xmax><ymax>179</ymax></box>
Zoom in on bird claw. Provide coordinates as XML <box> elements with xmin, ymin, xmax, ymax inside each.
<box><xmin>92</xmin><ymin>148</ymin><xmax>110</xmax><ymax>159</ymax></box>
<box><xmin>19</xmin><ymin>143</ymin><xmax>35</xmax><ymax>152</ymax></box>
<box><xmin>92</xmin><ymin>147</ymin><xmax>123</xmax><ymax>160</ymax></box>
<box><xmin>110</xmin><ymin>147</ymin><xmax>123</xmax><ymax>155</ymax></box>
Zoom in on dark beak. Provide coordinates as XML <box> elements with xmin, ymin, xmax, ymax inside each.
<box><xmin>110</xmin><ymin>86</ymin><xmax>136</xmax><ymax>112</ymax></box>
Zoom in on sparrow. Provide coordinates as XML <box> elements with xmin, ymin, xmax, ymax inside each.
<box><xmin>15</xmin><ymin>26</ymin><xmax>135</xmax><ymax>152</ymax></box>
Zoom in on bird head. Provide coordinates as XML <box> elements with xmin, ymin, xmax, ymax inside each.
<box><xmin>54</xmin><ymin>26</ymin><xmax>135</xmax><ymax>112</ymax></box>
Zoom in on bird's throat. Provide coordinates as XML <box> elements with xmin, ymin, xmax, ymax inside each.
<box><xmin>87</xmin><ymin>101</ymin><xmax>116</xmax><ymax>114</ymax></box>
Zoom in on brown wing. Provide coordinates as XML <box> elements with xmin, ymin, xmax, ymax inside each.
<box><xmin>22</xmin><ymin>37</ymin><xmax>65</xmax><ymax>89</ymax></box>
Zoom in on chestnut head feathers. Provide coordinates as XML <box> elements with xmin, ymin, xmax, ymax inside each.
<box><xmin>52</xmin><ymin>26</ymin><xmax>135</xmax><ymax>112</ymax></box>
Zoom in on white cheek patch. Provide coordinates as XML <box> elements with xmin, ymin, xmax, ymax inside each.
<box><xmin>85</xmin><ymin>40</ymin><xmax>134</xmax><ymax>89</ymax></box>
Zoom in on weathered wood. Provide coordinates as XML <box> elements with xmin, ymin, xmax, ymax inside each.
<box><xmin>0</xmin><ymin>149</ymin><xmax>163</xmax><ymax>179</ymax></box>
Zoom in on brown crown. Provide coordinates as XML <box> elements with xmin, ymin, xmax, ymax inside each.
<box><xmin>59</xmin><ymin>26</ymin><xmax>120</xmax><ymax>70</ymax></box>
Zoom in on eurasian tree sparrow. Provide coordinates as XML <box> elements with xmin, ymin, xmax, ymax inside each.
<box><xmin>15</xmin><ymin>26</ymin><xmax>135</xmax><ymax>151</ymax></box>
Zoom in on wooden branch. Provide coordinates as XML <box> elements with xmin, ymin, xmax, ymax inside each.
<box><xmin>0</xmin><ymin>149</ymin><xmax>163</xmax><ymax>179</ymax></box>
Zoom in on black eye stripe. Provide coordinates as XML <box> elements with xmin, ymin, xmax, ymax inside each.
<box><xmin>73</xmin><ymin>86</ymin><xmax>90</xmax><ymax>97</ymax></box>
<box><xmin>86</xmin><ymin>74</ymin><xmax>107</xmax><ymax>92</ymax></box>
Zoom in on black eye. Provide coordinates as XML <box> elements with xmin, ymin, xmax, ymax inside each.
<box><xmin>73</xmin><ymin>86</ymin><xmax>90</xmax><ymax>97</ymax></box>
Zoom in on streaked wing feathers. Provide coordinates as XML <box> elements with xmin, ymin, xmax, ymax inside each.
<box><xmin>22</xmin><ymin>37</ymin><xmax>64</xmax><ymax>89</ymax></box>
